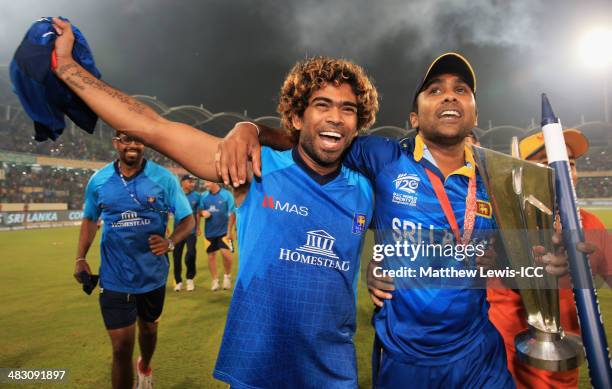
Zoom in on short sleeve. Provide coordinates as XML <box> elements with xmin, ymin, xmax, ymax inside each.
<box><xmin>225</xmin><ymin>190</ymin><xmax>236</xmax><ymax>215</ymax></box>
<box><xmin>343</xmin><ymin>136</ymin><xmax>403</xmax><ymax>179</ymax></box>
<box><xmin>82</xmin><ymin>176</ymin><xmax>101</xmax><ymax>221</ymax></box>
<box><xmin>168</xmin><ymin>175</ymin><xmax>192</xmax><ymax>221</ymax></box>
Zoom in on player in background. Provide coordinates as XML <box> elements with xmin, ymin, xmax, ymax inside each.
<box><xmin>51</xmin><ymin>18</ymin><xmax>378</xmax><ymax>387</ymax></box>
<box><xmin>74</xmin><ymin>131</ymin><xmax>194</xmax><ymax>389</ymax></box>
<box><xmin>199</xmin><ymin>181</ymin><xmax>235</xmax><ymax>291</ymax></box>
<box><xmin>487</xmin><ymin>128</ymin><xmax>612</xmax><ymax>388</ymax></box>
<box><xmin>173</xmin><ymin>174</ymin><xmax>201</xmax><ymax>292</ymax></box>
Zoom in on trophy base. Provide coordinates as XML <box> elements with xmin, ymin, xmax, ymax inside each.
<box><xmin>515</xmin><ymin>325</ymin><xmax>584</xmax><ymax>372</ymax></box>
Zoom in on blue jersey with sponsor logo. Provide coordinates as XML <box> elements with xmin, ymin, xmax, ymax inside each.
<box><xmin>344</xmin><ymin>135</ymin><xmax>497</xmax><ymax>364</ymax></box>
<box><xmin>214</xmin><ymin>147</ymin><xmax>374</xmax><ymax>389</ymax></box>
<box><xmin>83</xmin><ymin>160</ymin><xmax>192</xmax><ymax>294</ymax></box>
<box><xmin>199</xmin><ymin>188</ymin><xmax>235</xmax><ymax>238</ymax></box>
<box><xmin>182</xmin><ymin>190</ymin><xmax>201</xmax><ymax>234</ymax></box>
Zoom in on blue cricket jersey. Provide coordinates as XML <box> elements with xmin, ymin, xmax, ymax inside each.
<box><xmin>214</xmin><ymin>147</ymin><xmax>374</xmax><ymax>389</ymax></box>
<box><xmin>183</xmin><ymin>190</ymin><xmax>201</xmax><ymax>234</ymax></box>
<box><xmin>83</xmin><ymin>160</ymin><xmax>192</xmax><ymax>294</ymax></box>
<box><xmin>199</xmin><ymin>188</ymin><xmax>235</xmax><ymax>238</ymax></box>
<box><xmin>344</xmin><ymin>134</ymin><xmax>497</xmax><ymax>365</ymax></box>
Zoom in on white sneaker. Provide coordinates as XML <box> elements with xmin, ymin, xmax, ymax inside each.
<box><xmin>136</xmin><ymin>356</ymin><xmax>153</xmax><ymax>389</ymax></box>
<box><xmin>211</xmin><ymin>278</ymin><xmax>220</xmax><ymax>291</ymax></box>
<box><xmin>174</xmin><ymin>282</ymin><xmax>182</xmax><ymax>292</ymax></box>
<box><xmin>223</xmin><ymin>274</ymin><xmax>232</xmax><ymax>290</ymax></box>
<box><xmin>186</xmin><ymin>279</ymin><xmax>195</xmax><ymax>291</ymax></box>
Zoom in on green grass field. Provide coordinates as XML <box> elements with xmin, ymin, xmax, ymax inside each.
<box><xmin>1</xmin><ymin>209</ymin><xmax>611</xmax><ymax>388</ymax></box>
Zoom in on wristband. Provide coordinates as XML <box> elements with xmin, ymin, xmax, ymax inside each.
<box><xmin>76</xmin><ymin>257</ymin><xmax>86</xmax><ymax>262</ymax></box>
<box><xmin>236</xmin><ymin>121</ymin><xmax>260</xmax><ymax>136</ymax></box>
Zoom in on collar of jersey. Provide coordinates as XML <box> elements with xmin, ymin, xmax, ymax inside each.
<box><xmin>413</xmin><ymin>134</ymin><xmax>476</xmax><ymax>179</ymax></box>
<box><xmin>291</xmin><ymin>147</ymin><xmax>341</xmax><ymax>185</ymax></box>
<box><xmin>114</xmin><ymin>159</ymin><xmax>147</xmax><ymax>181</ymax></box>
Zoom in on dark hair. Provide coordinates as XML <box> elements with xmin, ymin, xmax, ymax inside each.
<box><xmin>277</xmin><ymin>56</ymin><xmax>379</xmax><ymax>133</ymax></box>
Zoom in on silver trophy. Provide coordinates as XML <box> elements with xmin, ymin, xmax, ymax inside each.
<box><xmin>473</xmin><ymin>143</ymin><xmax>584</xmax><ymax>372</ymax></box>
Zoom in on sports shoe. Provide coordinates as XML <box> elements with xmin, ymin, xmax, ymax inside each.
<box><xmin>186</xmin><ymin>279</ymin><xmax>195</xmax><ymax>291</ymax></box>
<box><xmin>211</xmin><ymin>278</ymin><xmax>220</xmax><ymax>291</ymax></box>
<box><xmin>174</xmin><ymin>282</ymin><xmax>182</xmax><ymax>292</ymax></box>
<box><xmin>136</xmin><ymin>356</ymin><xmax>153</xmax><ymax>389</ymax></box>
<box><xmin>223</xmin><ymin>274</ymin><xmax>232</xmax><ymax>290</ymax></box>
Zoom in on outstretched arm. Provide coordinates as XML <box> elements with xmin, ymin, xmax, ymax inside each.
<box><xmin>51</xmin><ymin>18</ymin><xmax>220</xmax><ymax>181</ymax></box>
<box><xmin>217</xmin><ymin>122</ymin><xmax>297</xmax><ymax>187</ymax></box>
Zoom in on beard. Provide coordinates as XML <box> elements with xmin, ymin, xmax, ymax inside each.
<box><xmin>299</xmin><ymin>130</ymin><xmax>341</xmax><ymax>167</ymax></box>
<box><xmin>420</xmin><ymin>125</ymin><xmax>471</xmax><ymax>146</ymax></box>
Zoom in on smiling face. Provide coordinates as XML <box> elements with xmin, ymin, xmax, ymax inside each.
<box><xmin>410</xmin><ymin>73</ymin><xmax>477</xmax><ymax>146</ymax></box>
<box><xmin>291</xmin><ymin>83</ymin><xmax>359</xmax><ymax>172</ymax></box>
<box><xmin>112</xmin><ymin>132</ymin><xmax>144</xmax><ymax>167</ymax></box>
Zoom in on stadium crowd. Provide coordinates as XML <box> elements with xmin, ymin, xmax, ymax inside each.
<box><xmin>1</xmin><ymin>113</ymin><xmax>611</xmax><ymax>208</ymax></box>
<box><xmin>0</xmin><ymin>164</ymin><xmax>91</xmax><ymax>209</ymax></box>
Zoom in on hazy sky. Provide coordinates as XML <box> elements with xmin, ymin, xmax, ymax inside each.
<box><xmin>1</xmin><ymin>0</ymin><xmax>611</xmax><ymax>129</ymax></box>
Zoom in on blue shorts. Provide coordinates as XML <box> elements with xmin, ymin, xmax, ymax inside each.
<box><xmin>373</xmin><ymin>322</ymin><xmax>515</xmax><ymax>389</ymax></box>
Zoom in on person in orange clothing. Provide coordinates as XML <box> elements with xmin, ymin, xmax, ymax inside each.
<box><xmin>487</xmin><ymin>128</ymin><xmax>612</xmax><ymax>389</ymax></box>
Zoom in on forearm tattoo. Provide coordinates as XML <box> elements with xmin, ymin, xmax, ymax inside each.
<box><xmin>57</xmin><ymin>63</ymin><xmax>147</xmax><ymax>114</ymax></box>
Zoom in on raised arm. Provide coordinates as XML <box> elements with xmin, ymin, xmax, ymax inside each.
<box><xmin>51</xmin><ymin>18</ymin><xmax>220</xmax><ymax>181</ymax></box>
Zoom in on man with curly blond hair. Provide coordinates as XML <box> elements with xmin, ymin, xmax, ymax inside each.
<box><xmin>52</xmin><ymin>19</ymin><xmax>378</xmax><ymax>387</ymax></box>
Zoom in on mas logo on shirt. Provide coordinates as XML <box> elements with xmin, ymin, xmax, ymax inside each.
<box><xmin>261</xmin><ymin>194</ymin><xmax>309</xmax><ymax>216</ymax></box>
<box><xmin>476</xmin><ymin>200</ymin><xmax>492</xmax><ymax>218</ymax></box>
<box><xmin>352</xmin><ymin>212</ymin><xmax>367</xmax><ymax>235</ymax></box>
<box><xmin>147</xmin><ymin>196</ymin><xmax>156</xmax><ymax>203</ymax></box>
<box><xmin>391</xmin><ymin>173</ymin><xmax>419</xmax><ymax>207</ymax></box>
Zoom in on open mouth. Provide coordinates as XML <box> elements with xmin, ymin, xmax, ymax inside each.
<box><xmin>438</xmin><ymin>109</ymin><xmax>462</xmax><ymax>119</ymax></box>
<box><xmin>125</xmin><ymin>150</ymin><xmax>140</xmax><ymax>158</ymax></box>
<box><xmin>318</xmin><ymin>131</ymin><xmax>344</xmax><ymax>150</ymax></box>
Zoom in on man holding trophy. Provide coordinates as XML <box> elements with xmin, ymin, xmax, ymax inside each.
<box><xmin>487</xmin><ymin>128</ymin><xmax>612</xmax><ymax>388</ymax></box>
<box><xmin>218</xmin><ymin>53</ymin><xmax>579</xmax><ymax>388</ymax></box>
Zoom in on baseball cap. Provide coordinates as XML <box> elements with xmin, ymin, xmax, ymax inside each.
<box><xmin>412</xmin><ymin>52</ymin><xmax>476</xmax><ymax>111</ymax></box>
<box><xmin>519</xmin><ymin>128</ymin><xmax>589</xmax><ymax>160</ymax></box>
<box><xmin>181</xmin><ymin>174</ymin><xmax>195</xmax><ymax>181</ymax></box>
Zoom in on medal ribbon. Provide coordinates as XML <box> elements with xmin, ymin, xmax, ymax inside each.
<box><xmin>424</xmin><ymin>168</ymin><xmax>477</xmax><ymax>245</ymax></box>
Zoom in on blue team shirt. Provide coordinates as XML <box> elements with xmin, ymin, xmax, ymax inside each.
<box><xmin>344</xmin><ymin>135</ymin><xmax>497</xmax><ymax>364</ymax></box>
<box><xmin>83</xmin><ymin>160</ymin><xmax>192</xmax><ymax>294</ymax></box>
<box><xmin>199</xmin><ymin>188</ymin><xmax>235</xmax><ymax>238</ymax></box>
<box><xmin>214</xmin><ymin>147</ymin><xmax>374</xmax><ymax>389</ymax></box>
<box><xmin>182</xmin><ymin>190</ymin><xmax>201</xmax><ymax>234</ymax></box>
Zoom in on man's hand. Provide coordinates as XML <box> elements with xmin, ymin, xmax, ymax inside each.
<box><xmin>533</xmin><ymin>232</ymin><xmax>596</xmax><ymax>277</ymax></box>
<box><xmin>476</xmin><ymin>237</ymin><xmax>497</xmax><ymax>271</ymax></box>
<box><xmin>149</xmin><ymin>235</ymin><xmax>171</xmax><ymax>255</ymax></box>
<box><xmin>201</xmin><ymin>210</ymin><xmax>211</xmax><ymax>219</ymax></box>
<box><xmin>216</xmin><ymin>123</ymin><xmax>261</xmax><ymax>188</ymax></box>
<box><xmin>51</xmin><ymin>18</ymin><xmax>76</xmax><ymax>66</ymax></box>
<box><xmin>73</xmin><ymin>259</ymin><xmax>91</xmax><ymax>283</ymax></box>
<box><xmin>367</xmin><ymin>260</ymin><xmax>394</xmax><ymax>308</ymax></box>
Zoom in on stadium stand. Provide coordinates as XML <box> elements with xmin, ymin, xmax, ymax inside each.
<box><xmin>1</xmin><ymin>65</ymin><xmax>611</xmax><ymax>223</ymax></box>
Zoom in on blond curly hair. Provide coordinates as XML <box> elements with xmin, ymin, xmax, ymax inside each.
<box><xmin>277</xmin><ymin>57</ymin><xmax>379</xmax><ymax>133</ymax></box>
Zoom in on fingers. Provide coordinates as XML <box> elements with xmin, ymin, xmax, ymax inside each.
<box><xmin>252</xmin><ymin>143</ymin><xmax>262</xmax><ymax>177</ymax></box>
<box><xmin>73</xmin><ymin>261</ymin><xmax>91</xmax><ymax>283</ymax></box>
<box><xmin>148</xmin><ymin>235</ymin><xmax>167</xmax><ymax>255</ymax></box>
<box><xmin>369</xmin><ymin>291</ymin><xmax>385</xmax><ymax>308</ymax></box>
<box><xmin>577</xmin><ymin>241</ymin><xmax>596</xmax><ymax>255</ymax></box>
<box><xmin>541</xmin><ymin>253</ymin><xmax>569</xmax><ymax>276</ymax></box>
